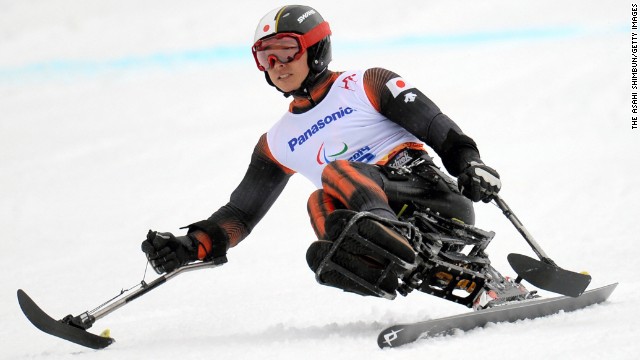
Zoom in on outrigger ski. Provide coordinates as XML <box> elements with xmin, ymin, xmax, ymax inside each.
<box><xmin>491</xmin><ymin>195</ymin><xmax>592</xmax><ymax>298</ymax></box>
<box><xmin>378</xmin><ymin>282</ymin><xmax>618</xmax><ymax>348</ymax></box>
<box><xmin>17</xmin><ymin>289</ymin><xmax>114</xmax><ymax>349</ymax></box>
<box><xmin>508</xmin><ymin>253</ymin><xmax>591</xmax><ymax>297</ymax></box>
<box><xmin>17</xmin><ymin>259</ymin><xmax>226</xmax><ymax>350</ymax></box>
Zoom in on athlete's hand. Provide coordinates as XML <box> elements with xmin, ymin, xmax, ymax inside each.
<box><xmin>457</xmin><ymin>161</ymin><xmax>501</xmax><ymax>202</ymax></box>
<box><xmin>141</xmin><ymin>231</ymin><xmax>198</xmax><ymax>274</ymax></box>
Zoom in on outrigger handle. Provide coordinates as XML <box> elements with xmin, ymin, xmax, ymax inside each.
<box><xmin>492</xmin><ymin>194</ymin><xmax>556</xmax><ymax>266</ymax></box>
<box><xmin>90</xmin><ymin>258</ymin><xmax>226</xmax><ymax>323</ymax></box>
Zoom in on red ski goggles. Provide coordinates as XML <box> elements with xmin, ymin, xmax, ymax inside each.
<box><xmin>252</xmin><ymin>22</ymin><xmax>331</xmax><ymax>71</ymax></box>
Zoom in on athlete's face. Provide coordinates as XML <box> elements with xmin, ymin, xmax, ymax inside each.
<box><xmin>266</xmin><ymin>52</ymin><xmax>309</xmax><ymax>93</ymax></box>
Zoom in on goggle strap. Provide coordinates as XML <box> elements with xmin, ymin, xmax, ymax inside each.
<box><xmin>299</xmin><ymin>21</ymin><xmax>331</xmax><ymax>50</ymax></box>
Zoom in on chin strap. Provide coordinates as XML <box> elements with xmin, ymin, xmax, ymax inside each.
<box><xmin>287</xmin><ymin>69</ymin><xmax>325</xmax><ymax>97</ymax></box>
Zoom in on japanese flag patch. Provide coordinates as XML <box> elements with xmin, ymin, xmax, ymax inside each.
<box><xmin>385</xmin><ymin>77</ymin><xmax>414</xmax><ymax>98</ymax></box>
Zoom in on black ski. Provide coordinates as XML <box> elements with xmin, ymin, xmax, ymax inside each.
<box><xmin>377</xmin><ymin>283</ymin><xmax>617</xmax><ymax>348</ymax></box>
<box><xmin>17</xmin><ymin>289</ymin><xmax>114</xmax><ymax>349</ymax></box>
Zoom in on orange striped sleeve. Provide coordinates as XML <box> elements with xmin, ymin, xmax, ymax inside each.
<box><xmin>363</xmin><ymin>67</ymin><xmax>399</xmax><ymax>112</ymax></box>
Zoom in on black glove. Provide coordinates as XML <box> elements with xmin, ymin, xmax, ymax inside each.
<box><xmin>141</xmin><ymin>230</ymin><xmax>199</xmax><ymax>274</ymax></box>
<box><xmin>457</xmin><ymin>161</ymin><xmax>501</xmax><ymax>202</ymax></box>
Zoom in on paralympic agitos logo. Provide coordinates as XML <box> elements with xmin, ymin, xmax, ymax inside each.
<box><xmin>316</xmin><ymin>143</ymin><xmax>376</xmax><ymax>165</ymax></box>
<box><xmin>316</xmin><ymin>142</ymin><xmax>348</xmax><ymax>165</ymax></box>
<box><xmin>287</xmin><ymin>106</ymin><xmax>355</xmax><ymax>152</ymax></box>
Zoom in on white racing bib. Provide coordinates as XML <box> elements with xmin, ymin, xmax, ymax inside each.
<box><xmin>266</xmin><ymin>70</ymin><xmax>422</xmax><ymax>188</ymax></box>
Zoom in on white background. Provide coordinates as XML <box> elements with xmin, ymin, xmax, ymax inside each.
<box><xmin>1</xmin><ymin>1</ymin><xmax>637</xmax><ymax>359</ymax></box>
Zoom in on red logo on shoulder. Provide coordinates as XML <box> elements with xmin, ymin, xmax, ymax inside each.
<box><xmin>340</xmin><ymin>73</ymin><xmax>358</xmax><ymax>91</ymax></box>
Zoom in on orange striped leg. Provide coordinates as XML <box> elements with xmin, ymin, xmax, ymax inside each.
<box><xmin>307</xmin><ymin>189</ymin><xmax>342</xmax><ymax>239</ymax></box>
<box><xmin>320</xmin><ymin>160</ymin><xmax>396</xmax><ymax>220</ymax></box>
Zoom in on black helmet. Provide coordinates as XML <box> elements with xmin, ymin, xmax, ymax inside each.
<box><xmin>252</xmin><ymin>5</ymin><xmax>332</xmax><ymax>94</ymax></box>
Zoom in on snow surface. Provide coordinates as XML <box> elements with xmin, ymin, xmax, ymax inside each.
<box><xmin>1</xmin><ymin>0</ymin><xmax>637</xmax><ymax>359</ymax></box>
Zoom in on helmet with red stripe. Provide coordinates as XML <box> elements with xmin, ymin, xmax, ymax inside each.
<box><xmin>252</xmin><ymin>5</ymin><xmax>332</xmax><ymax>94</ymax></box>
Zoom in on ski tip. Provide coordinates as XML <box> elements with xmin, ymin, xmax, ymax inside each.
<box><xmin>17</xmin><ymin>289</ymin><xmax>31</xmax><ymax>310</ymax></box>
<box><xmin>17</xmin><ymin>289</ymin><xmax>33</xmax><ymax>305</ymax></box>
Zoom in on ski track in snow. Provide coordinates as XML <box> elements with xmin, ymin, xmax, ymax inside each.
<box><xmin>1</xmin><ymin>1</ymin><xmax>638</xmax><ymax>359</ymax></box>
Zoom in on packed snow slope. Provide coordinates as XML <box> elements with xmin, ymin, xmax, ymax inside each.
<box><xmin>1</xmin><ymin>1</ymin><xmax>637</xmax><ymax>359</ymax></box>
